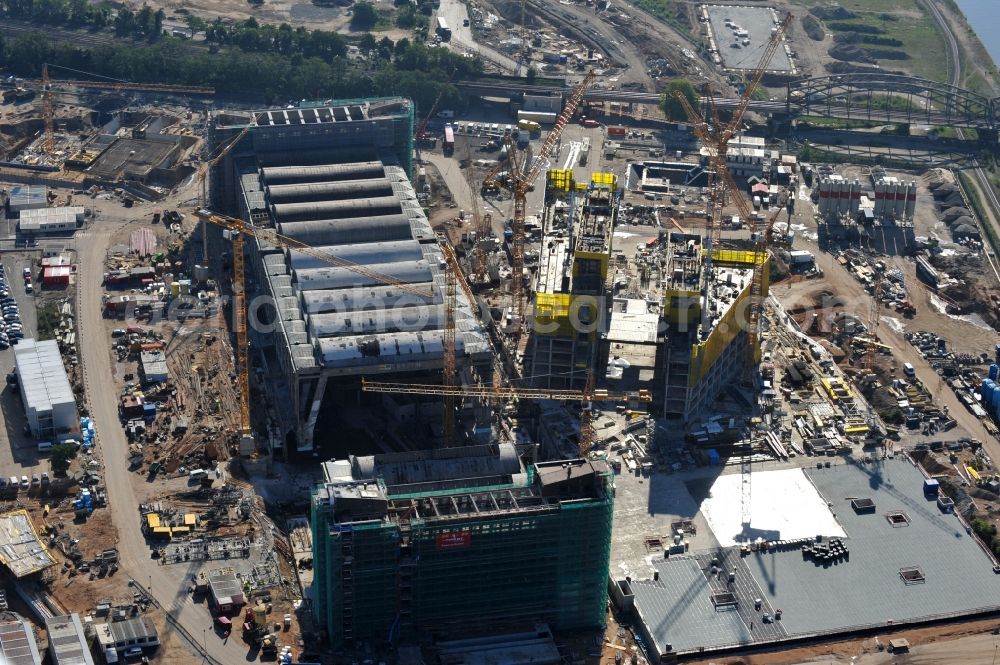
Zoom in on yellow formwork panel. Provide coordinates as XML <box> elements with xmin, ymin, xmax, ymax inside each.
<box><xmin>591</xmin><ymin>172</ymin><xmax>617</xmax><ymax>189</ymax></box>
<box><xmin>573</xmin><ymin>250</ymin><xmax>610</xmax><ymax>282</ymax></box>
<box><xmin>688</xmin><ymin>284</ymin><xmax>749</xmax><ymax>385</ymax></box>
<box><xmin>547</xmin><ymin>169</ymin><xmax>574</xmax><ymax>192</ymax></box>
<box><xmin>665</xmin><ymin>288</ymin><xmax>701</xmax><ymax>326</ymax></box>
<box><xmin>534</xmin><ymin>292</ymin><xmax>573</xmax><ymax>337</ymax></box>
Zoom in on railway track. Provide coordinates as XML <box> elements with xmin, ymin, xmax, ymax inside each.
<box><xmin>920</xmin><ymin>0</ymin><xmax>1000</xmax><ymax>284</ymax></box>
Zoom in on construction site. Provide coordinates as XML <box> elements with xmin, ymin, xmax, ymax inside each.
<box><xmin>0</xmin><ymin>2</ymin><xmax>997</xmax><ymax>664</ymax></box>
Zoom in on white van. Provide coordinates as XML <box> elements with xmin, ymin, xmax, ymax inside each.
<box><xmin>903</xmin><ymin>362</ymin><xmax>915</xmax><ymax>377</ymax></box>
<box><xmin>36</xmin><ymin>441</ymin><xmax>52</xmax><ymax>454</ymax></box>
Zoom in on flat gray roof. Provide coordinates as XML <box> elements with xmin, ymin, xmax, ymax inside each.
<box><xmin>108</xmin><ymin>617</ymin><xmax>157</xmax><ymax>644</ymax></box>
<box><xmin>632</xmin><ymin>558</ymin><xmax>751</xmax><ymax>654</ymax></box>
<box><xmin>752</xmin><ymin>459</ymin><xmax>1000</xmax><ymax>635</ymax></box>
<box><xmin>632</xmin><ymin>458</ymin><xmax>1000</xmax><ymax>656</ymax></box>
<box><xmin>45</xmin><ymin>614</ymin><xmax>94</xmax><ymax>665</ymax></box>
<box><xmin>0</xmin><ymin>615</ymin><xmax>41</xmax><ymax>665</ymax></box>
<box><xmin>14</xmin><ymin>339</ymin><xmax>74</xmax><ymax>417</ymax></box>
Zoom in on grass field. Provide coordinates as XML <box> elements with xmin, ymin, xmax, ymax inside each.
<box><xmin>788</xmin><ymin>0</ymin><xmax>950</xmax><ymax>83</ymax></box>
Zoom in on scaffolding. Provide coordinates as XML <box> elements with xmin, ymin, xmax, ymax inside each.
<box><xmin>311</xmin><ymin>466</ymin><xmax>613</xmax><ymax>646</ymax></box>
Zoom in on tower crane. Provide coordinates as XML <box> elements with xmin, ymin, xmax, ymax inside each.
<box><xmin>194</xmin><ymin>210</ymin><xmax>472</xmax><ymax>450</ymax></box>
<box><xmin>198</xmin><ymin>113</ymin><xmax>261</xmax><ymax>210</ymax></box>
<box><xmin>25</xmin><ymin>64</ymin><xmax>214</xmax><ymax>157</ymax></box>
<box><xmin>673</xmin><ymin>13</ymin><xmax>791</xmax><ymax>528</ymax></box>
<box><xmin>483</xmin><ymin>69</ymin><xmax>596</xmax><ymax>337</ymax></box>
<box><xmin>461</xmin><ymin>133</ymin><xmax>493</xmax><ymax>286</ymax></box>
<box><xmin>363</xmin><ymin>375</ymin><xmax>651</xmax><ymax>457</ymax></box>
<box><xmin>414</xmin><ymin>68</ymin><xmax>457</xmax><ymax>153</ymax></box>
<box><xmin>673</xmin><ymin>12</ymin><xmax>791</xmax><ymax>351</ymax></box>
<box><xmin>195</xmin><ymin>113</ymin><xmax>262</xmax><ymax>258</ymax></box>
<box><xmin>41</xmin><ymin>65</ymin><xmax>54</xmax><ymax>157</ymax></box>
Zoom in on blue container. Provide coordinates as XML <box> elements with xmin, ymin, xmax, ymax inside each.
<box><xmin>991</xmin><ymin>389</ymin><xmax>1000</xmax><ymax>414</ymax></box>
<box><xmin>707</xmin><ymin>448</ymin><xmax>720</xmax><ymax>465</ymax></box>
<box><xmin>982</xmin><ymin>379</ymin><xmax>996</xmax><ymax>399</ymax></box>
<box><xmin>991</xmin><ymin>364</ymin><xmax>999</xmax><ymax>381</ymax></box>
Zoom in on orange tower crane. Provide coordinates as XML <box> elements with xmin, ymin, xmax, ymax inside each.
<box><xmin>674</xmin><ymin>13</ymin><xmax>791</xmax><ymax>349</ymax></box>
<box><xmin>195</xmin><ymin>209</ymin><xmax>456</xmax><ymax>451</ymax></box>
<box><xmin>483</xmin><ymin>69</ymin><xmax>596</xmax><ymax>336</ymax></box>
<box><xmin>30</xmin><ymin>64</ymin><xmax>214</xmax><ymax>158</ymax></box>
<box><xmin>673</xmin><ymin>13</ymin><xmax>791</xmax><ymax>527</ymax></box>
<box><xmin>41</xmin><ymin>65</ymin><xmax>54</xmax><ymax>157</ymax></box>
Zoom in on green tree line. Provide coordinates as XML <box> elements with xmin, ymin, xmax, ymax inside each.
<box><xmin>0</xmin><ymin>30</ymin><xmax>479</xmax><ymax>109</ymax></box>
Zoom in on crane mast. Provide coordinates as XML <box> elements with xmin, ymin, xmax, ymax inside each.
<box><xmin>196</xmin><ymin>210</ymin><xmax>468</xmax><ymax>449</ymax></box>
<box><xmin>485</xmin><ymin>70</ymin><xmax>596</xmax><ymax>334</ymax></box>
<box><xmin>41</xmin><ymin>65</ymin><xmax>54</xmax><ymax>157</ymax></box>
<box><xmin>673</xmin><ymin>14</ymin><xmax>792</xmax><ymax>527</ymax></box>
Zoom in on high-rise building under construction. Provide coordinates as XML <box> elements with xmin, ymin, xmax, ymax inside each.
<box><xmin>310</xmin><ymin>444</ymin><xmax>613</xmax><ymax>646</ymax></box>
<box><xmin>528</xmin><ymin>170</ymin><xmax>618</xmax><ymax>389</ymax></box>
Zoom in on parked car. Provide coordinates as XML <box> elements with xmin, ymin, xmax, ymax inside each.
<box><xmin>21</xmin><ymin>268</ymin><xmax>30</xmax><ymax>278</ymax></box>
<box><xmin>19</xmin><ymin>476</ymin><xmax>28</xmax><ymax>490</ymax></box>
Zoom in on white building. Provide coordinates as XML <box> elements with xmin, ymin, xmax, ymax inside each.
<box><xmin>7</xmin><ymin>185</ymin><xmax>46</xmax><ymax>214</ymax></box>
<box><xmin>94</xmin><ymin>618</ymin><xmax>159</xmax><ymax>662</ymax></box>
<box><xmin>45</xmin><ymin>614</ymin><xmax>94</xmax><ymax>665</ymax></box>
<box><xmin>14</xmin><ymin>339</ymin><xmax>77</xmax><ymax>439</ymax></box>
<box><xmin>18</xmin><ymin>207</ymin><xmax>84</xmax><ymax>234</ymax></box>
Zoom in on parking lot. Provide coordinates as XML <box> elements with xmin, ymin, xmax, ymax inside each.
<box><xmin>0</xmin><ymin>252</ymin><xmax>50</xmax><ymax>493</ymax></box>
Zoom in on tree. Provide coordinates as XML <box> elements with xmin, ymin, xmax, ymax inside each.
<box><xmin>185</xmin><ymin>15</ymin><xmax>207</xmax><ymax>37</ymax></box>
<box><xmin>350</xmin><ymin>1</ymin><xmax>378</xmax><ymax>31</ymax></box>
<box><xmin>377</xmin><ymin>36</ymin><xmax>394</xmax><ymax>60</ymax></box>
<box><xmin>659</xmin><ymin>79</ymin><xmax>699</xmax><ymax>121</ymax></box>
<box><xmin>50</xmin><ymin>442</ymin><xmax>76</xmax><ymax>476</ymax></box>
<box><xmin>359</xmin><ymin>32</ymin><xmax>377</xmax><ymax>53</ymax></box>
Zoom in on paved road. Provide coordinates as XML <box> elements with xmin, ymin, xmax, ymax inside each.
<box><xmin>437</xmin><ymin>0</ymin><xmax>522</xmax><ymax>75</ymax></box>
<box><xmin>76</xmin><ymin>220</ymin><xmax>250</xmax><ymax>665</ymax></box>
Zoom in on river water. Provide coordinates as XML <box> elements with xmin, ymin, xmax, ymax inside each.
<box><xmin>954</xmin><ymin>0</ymin><xmax>1000</xmax><ymax>68</ymax></box>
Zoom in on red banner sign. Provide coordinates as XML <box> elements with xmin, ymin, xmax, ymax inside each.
<box><xmin>436</xmin><ymin>531</ymin><xmax>471</xmax><ymax>550</ymax></box>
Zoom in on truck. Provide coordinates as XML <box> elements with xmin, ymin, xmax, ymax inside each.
<box><xmin>517</xmin><ymin>119</ymin><xmax>541</xmax><ymax>133</ymax></box>
<box><xmin>581</xmin><ymin>118</ymin><xmax>600</xmax><ymax>128</ymax></box>
<box><xmin>579</xmin><ymin>137</ymin><xmax>591</xmax><ymax>165</ymax></box>
<box><xmin>518</xmin><ymin>110</ymin><xmax>557</xmax><ymax>125</ymax></box>
<box><xmin>435</xmin><ymin>17</ymin><xmax>451</xmax><ymax>41</ymax></box>
<box><xmin>443</xmin><ymin>124</ymin><xmax>455</xmax><ymax>156</ymax></box>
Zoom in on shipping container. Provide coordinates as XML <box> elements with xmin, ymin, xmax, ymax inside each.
<box><xmin>435</xmin><ymin>17</ymin><xmax>451</xmax><ymax>40</ymax></box>
<box><xmin>518</xmin><ymin>110</ymin><xmax>558</xmax><ymax>125</ymax></box>
<box><xmin>443</xmin><ymin>125</ymin><xmax>455</xmax><ymax>156</ymax></box>
<box><xmin>607</xmin><ymin>125</ymin><xmax>627</xmax><ymax>137</ymax></box>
